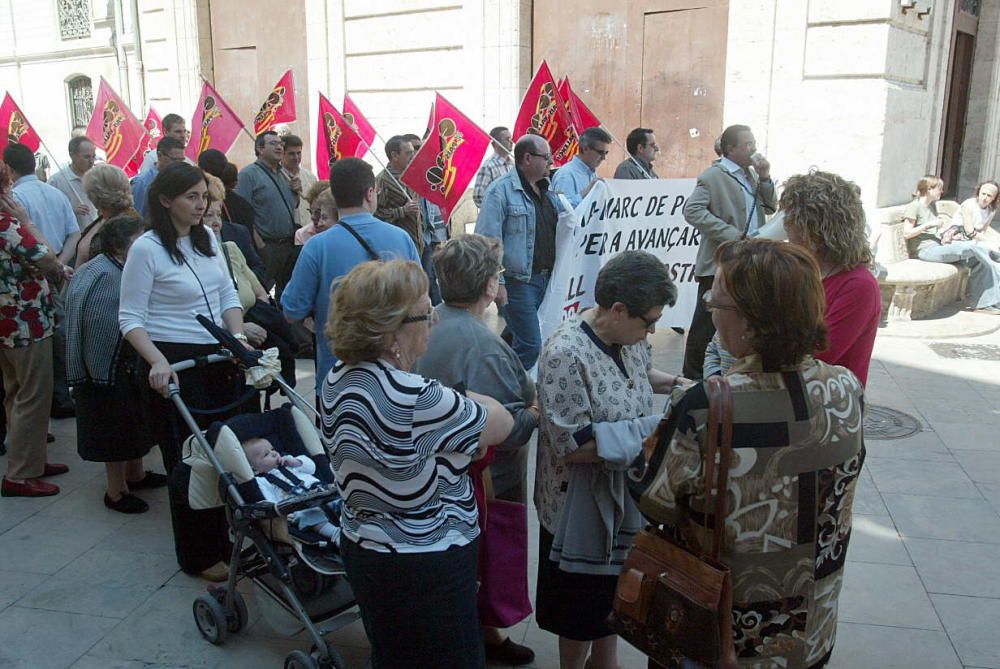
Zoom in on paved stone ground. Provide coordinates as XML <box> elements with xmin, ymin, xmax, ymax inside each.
<box><xmin>2</xmin><ymin>312</ymin><xmax>1000</xmax><ymax>669</ymax></box>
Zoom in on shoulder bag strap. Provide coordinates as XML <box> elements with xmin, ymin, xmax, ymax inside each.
<box><xmin>704</xmin><ymin>376</ymin><xmax>734</xmax><ymax>559</ymax></box>
<box><xmin>339</xmin><ymin>221</ymin><xmax>381</xmax><ymax>261</ymax></box>
<box><xmin>253</xmin><ymin>163</ymin><xmax>298</xmax><ymax>229</ymax></box>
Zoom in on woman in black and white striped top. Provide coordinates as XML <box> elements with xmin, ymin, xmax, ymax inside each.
<box><xmin>321</xmin><ymin>259</ymin><xmax>512</xmax><ymax>669</ymax></box>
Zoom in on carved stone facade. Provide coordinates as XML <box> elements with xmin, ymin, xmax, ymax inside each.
<box><xmin>57</xmin><ymin>0</ymin><xmax>91</xmax><ymax>40</ymax></box>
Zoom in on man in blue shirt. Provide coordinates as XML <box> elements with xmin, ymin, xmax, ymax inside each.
<box><xmin>281</xmin><ymin>158</ymin><xmax>419</xmax><ymax>389</ymax></box>
<box><xmin>550</xmin><ymin>126</ymin><xmax>612</xmax><ymax>207</ymax></box>
<box><xmin>475</xmin><ymin>135</ymin><xmax>561</xmax><ymax>370</ymax></box>
<box><xmin>130</xmin><ymin>136</ymin><xmax>186</xmax><ymax>219</ymax></box>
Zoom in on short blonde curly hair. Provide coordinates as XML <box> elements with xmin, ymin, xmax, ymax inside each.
<box><xmin>326</xmin><ymin>260</ymin><xmax>429</xmax><ymax>364</ymax></box>
<box><xmin>779</xmin><ymin>170</ymin><xmax>872</xmax><ymax>269</ymax></box>
<box><xmin>82</xmin><ymin>163</ymin><xmax>132</xmax><ymax>215</ymax></box>
<box><xmin>204</xmin><ymin>173</ymin><xmax>226</xmax><ymax>203</ymax></box>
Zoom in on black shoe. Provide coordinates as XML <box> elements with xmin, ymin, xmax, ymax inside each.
<box><xmin>104</xmin><ymin>493</ymin><xmax>149</xmax><ymax>514</ymax></box>
<box><xmin>127</xmin><ymin>471</ymin><xmax>169</xmax><ymax>490</ymax></box>
<box><xmin>671</xmin><ymin>327</ymin><xmax>686</xmax><ymax>335</ymax></box>
<box><xmin>50</xmin><ymin>404</ymin><xmax>75</xmax><ymax>419</ymax></box>
<box><xmin>46</xmin><ymin>433</ymin><xmax>55</xmax><ymax>443</ymax></box>
<box><xmin>484</xmin><ymin>638</ymin><xmax>535</xmax><ymax>666</ymax></box>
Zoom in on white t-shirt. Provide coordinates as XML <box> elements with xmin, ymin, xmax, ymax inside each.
<box><xmin>119</xmin><ymin>230</ymin><xmax>242</xmax><ymax>344</ymax></box>
<box><xmin>960</xmin><ymin>197</ymin><xmax>996</xmax><ymax>231</ymax></box>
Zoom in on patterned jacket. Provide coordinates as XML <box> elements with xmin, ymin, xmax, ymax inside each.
<box><xmin>0</xmin><ymin>212</ymin><xmax>54</xmax><ymax>349</ymax></box>
<box><xmin>375</xmin><ymin>168</ymin><xmax>424</xmax><ymax>254</ymax></box>
<box><xmin>634</xmin><ymin>354</ymin><xmax>865</xmax><ymax>669</ymax></box>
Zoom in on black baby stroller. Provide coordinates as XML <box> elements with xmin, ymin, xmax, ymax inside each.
<box><xmin>168</xmin><ymin>319</ymin><xmax>358</xmax><ymax>669</ymax></box>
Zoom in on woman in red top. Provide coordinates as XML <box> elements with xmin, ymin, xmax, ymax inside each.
<box><xmin>781</xmin><ymin>170</ymin><xmax>881</xmax><ymax>385</ymax></box>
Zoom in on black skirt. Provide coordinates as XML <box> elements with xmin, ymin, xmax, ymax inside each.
<box><xmin>140</xmin><ymin>341</ymin><xmax>250</xmax><ymax>474</ymax></box>
<box><xmin>535</xmin><ymin>527</ymin><xmax>619</xmax><ymax>641</ymax></box>
<box><xmin>75</xmin><ymin>350</ymin><xmax>153</xmax><ymax>463</ymax></box>
<box><xmin>341</xmin><ymin>537</ymin><xmax>484</xmax><ymax>669</ymax></box>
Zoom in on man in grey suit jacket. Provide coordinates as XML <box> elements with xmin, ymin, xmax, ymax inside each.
<box><xmin>681</xmin><ymin>124</ymin><xmax>777</xmax><ymax>379</ymax></box>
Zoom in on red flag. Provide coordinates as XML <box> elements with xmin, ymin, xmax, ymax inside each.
<box><xmin>0</xmin><ymin>93</ymin><xmax>41</xmax><ymax>154</ymax></box>
<box><xmin>315</xmin><ymin>94</ymin><xmax>365</xmax><ymax>180</ymax></box>
<box><xmin>85</xmin><ymin>78</ymin><xmax>145</xmax><ymax>169</ymax></box>
<box><xmin>186</xmin><ymin>80</ymin><xmax>246</xmax><ymax>162</ymax></box>
<box><xmin>342</xmin><ymin>94</ymin><xmax>376</xmax><ymax>154</ymax></box>
<box><xmin>558</xmin><ymin>77</ymin><xmax>602</xmax><ymax>132</ymax></box>
<box><xmin>253</xmin><ymin>69</ymin><xmax>297</xmax><ymax>135</ymax></box>
<box><xmin>123</xmin><ymin>107</ymin><xmax>163</xmax><ymax>177</ymax></box>
<box><xmin>513</xmin><ymin>61</ymin><xmax>577</xmax><ymax>167</ymax></box>
<box><xmin>401</xmin><ymin>93</ymin><xmax>491</xmax><ymax>221</ymax></box>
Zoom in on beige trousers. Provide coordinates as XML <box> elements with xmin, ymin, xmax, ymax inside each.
<box><xmin>0</xmin><ymin>337</ymin><xmax>53</xmax><ymax>480</ymax></box>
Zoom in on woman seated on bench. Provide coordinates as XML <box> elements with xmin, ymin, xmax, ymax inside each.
<box><xmin>903</xmin><ymin>175</ymin><xmax>1000</xmax><ymax>315</ymax></box>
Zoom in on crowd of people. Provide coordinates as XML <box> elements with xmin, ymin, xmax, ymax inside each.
<box><xmin>1</xmin><ymin>111</ymin><xmax>997</xmax><ymax>669</ymax></box>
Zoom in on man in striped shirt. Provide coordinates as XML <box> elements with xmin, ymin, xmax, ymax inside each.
<box><xmin>472</xmin><ymin>126</ymin><xmax>513</xmax><ymax>208</ymax></box>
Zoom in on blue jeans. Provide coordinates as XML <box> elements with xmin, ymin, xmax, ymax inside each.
<box><xmin>918</xmin><ymin>241</ymin><xmax>1000</xmax><ymax>308</ymax></box>
<box><xmin>421</xmin><ymin>242</ymin><xmax>442</xmax><ymax>306</ymax></box>
<box><xmin>504</xmin><ymin>271</ymin><xmax>550</xmax><ymax>370</ymax></box>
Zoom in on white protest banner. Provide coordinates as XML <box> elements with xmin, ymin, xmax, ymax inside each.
<box><xmin>538</xmin><ymin>178</ymin><xmax>699</xmax><ymax>342</ymax></box>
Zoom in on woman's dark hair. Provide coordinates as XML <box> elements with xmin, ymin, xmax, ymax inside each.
<box><xmin>594</xmin><ymin>250</ymin><xmax>677</xmax><ymax>316</ymax></box>
<box><xmin>147</xmin><ymin>162</ymin><xmax>214</xmax><ymax>264</ymax></box>
<box><xmin>221</xmin><ymin>162</ymin><xmax>239</xmax><ymax>190</ymax></box>
<box><xmin>197</xmin><ymin>148</ymin><xmax>228</xmax><ymax>179</ymax></box>
<box><xmin>715</xmin><ymin>238</ymin><xmax>829</xmax><ymax>370</ymax></box>
<box><xmin>99</xmin><ymin>215</ymin><xmax>146</xmax><ymax>258</ymax></box>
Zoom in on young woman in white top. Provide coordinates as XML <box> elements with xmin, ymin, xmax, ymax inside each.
<box><xmin>119</xmin><ymin>162</ymin><xmax>251</xmax><ymax>576</ymax></box>
<box><xmin>956</xmin><ymin>181</ymin><xmax>1000</xmax><ymax>250</ymax></box>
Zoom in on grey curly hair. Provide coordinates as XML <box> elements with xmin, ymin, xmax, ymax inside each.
<box><xmin>82</xmin><ymin>163</ymin><xmax>133</xmax><ymax>215</ymax></box>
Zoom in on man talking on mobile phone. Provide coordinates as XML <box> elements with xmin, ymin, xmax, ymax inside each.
<box><xmin>680</xmin><ymin>124</ymin><xmax>777</xmax><ymax>380</ymax></box>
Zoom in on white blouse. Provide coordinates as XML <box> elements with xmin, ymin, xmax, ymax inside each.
<box><xmin>119</xmin><ymin>231</ymin><xmax>242</xmax><ymax>344</ymax></box>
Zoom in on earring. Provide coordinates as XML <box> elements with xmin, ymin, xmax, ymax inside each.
<box><xmin>392</xmin><ymin>347</ymin><xmax>402</xmax><ymax>362</ymax></box>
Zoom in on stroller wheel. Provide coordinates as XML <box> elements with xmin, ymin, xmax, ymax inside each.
<box><xmin>211</xmin><ymin>586</ymin><xmax>249</xmax><ymax>633</ymax></box>
<box><xmin>310</xmin><ymin>643</ymin><xmax>346</xmax><ymax>669</ymax></box>
<box><xmin>193</xmin><ymin>594</ymin><xmax>228</xmax><ymax>645</ymax></box>
<box><xmin>284</xmin><ymin>649</ymin><xmax>319</xmax><ymax>669</ymax></box>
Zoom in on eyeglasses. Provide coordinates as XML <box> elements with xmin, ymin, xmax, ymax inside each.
<box><xmin>702</xmin><ymin>290</ymin><xmax>739</xmax><ymax>313</ymax></box>
<box><xmin>528</xmin><ymin>152</ymin><xmax>553</xmax><ymax>161</ymax></box>
<box><xmin>401</xmin><ymin>308</ymin><xmax>434</xmax><ymax>325</ymax></box>
<box><xmin>633</xmin><ymin>313</ymin><xmax>659</xmax><ymax>329</ymax></box>
<box><xmin>586</xmin><ymin>146</ymin><xmax>610</xmax><ymax>157</ymax></box>
<box><xmin>496</xmin><ymin>265</ymin><xmax>506</xmax><ymax>276</ymax></box>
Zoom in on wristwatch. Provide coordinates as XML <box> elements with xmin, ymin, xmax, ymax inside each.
<box><xmin>232</xmin><ymin>332</ymin><xmax>249</xmax><ymax>343</ymax></box>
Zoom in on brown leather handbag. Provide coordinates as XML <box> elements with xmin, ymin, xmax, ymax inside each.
<box><xmin>612</xmin><ymin>377</ymin><xmax>738</xmax><ymax>669</ymax></box>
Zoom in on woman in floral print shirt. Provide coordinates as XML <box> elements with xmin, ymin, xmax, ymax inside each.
<box><xmin>0</xmin><ymin>162</ymin><xmax>72</xmax><ymax>498</ymax></box>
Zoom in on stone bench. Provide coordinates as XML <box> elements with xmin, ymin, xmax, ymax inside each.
<box><xmin>876</xmin><ymin>207</ymin><xmax>969</xmax><ymax>322</ymax></box>
<box><xmin>879</xmin><ymin>258</ymin><xmax>970</xmax><ymax>321</ymax></box>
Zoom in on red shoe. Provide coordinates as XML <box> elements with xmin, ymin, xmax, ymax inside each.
<box><xmin>43</xmin><ymin>463</ymin><xmax>69</xmax><ymax>477</ymax></box>
<box><xmin>1</xmin><ymin>477</ymin><xmax>60</xmax><ymax>497</ymax></box>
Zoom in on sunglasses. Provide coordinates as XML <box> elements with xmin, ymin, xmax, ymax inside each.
<box><xmin>528</xmin><ymin>152</ymin><xmax>553</xmax><ymax>161</ymax></box>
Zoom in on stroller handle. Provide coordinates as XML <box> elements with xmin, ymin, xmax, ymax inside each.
<box><xmin>169</xmin><ymin>351</ymin><xmax>234</xmax><ymax>375</ymax></box>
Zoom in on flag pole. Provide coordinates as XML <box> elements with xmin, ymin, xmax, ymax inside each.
<box><xmin>601</xmin><ymin>125</ymin><xmax>654</xmax><ymax>180</ymax></box>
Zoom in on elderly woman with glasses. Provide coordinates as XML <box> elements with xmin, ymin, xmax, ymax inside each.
<box><xmin>414</xmin><ymin>234</ymin><xmax>538</xmax><ymax>666</ymax></box>
<box><xmin>322</xmin><ymin>259</ymin><xmax>514</xmax><ymax>669</ymax></box>
<box><xmin>640</xmin><ymin>238</ymin><xmax>866</xmax><ymax>669</ymax></box>
<box><xmin>534</xmin><ymin>250</ymin><xmax>686</xmax><ymax>669</ymax></box>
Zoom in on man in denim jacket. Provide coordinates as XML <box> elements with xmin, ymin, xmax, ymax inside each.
<box><xmin>475</xmin><ymin>135</ymin><xmax>559</xmax><ymax>370</ymax></box>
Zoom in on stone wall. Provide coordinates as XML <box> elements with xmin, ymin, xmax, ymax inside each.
<box><xmin>723</xmin><ymin>0</ymin><xmax>958</xmax><ymax>212</ymax></box>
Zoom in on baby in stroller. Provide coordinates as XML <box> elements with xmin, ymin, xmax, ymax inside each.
<box><xmin>241</xmin><ymin>436</ymin><xmax>341</xmax><ymax>544</ymax></box>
